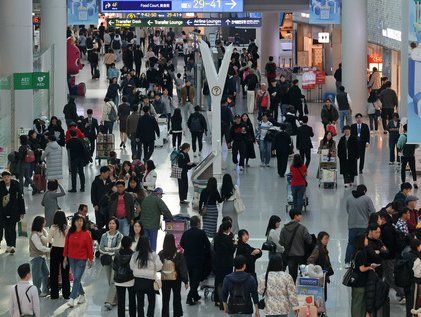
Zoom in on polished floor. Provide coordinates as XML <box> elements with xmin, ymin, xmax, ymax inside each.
<box><xmin>0</xmin><ymin>56</ymin><xmax>408</xmax><ymax>316</ymax></box>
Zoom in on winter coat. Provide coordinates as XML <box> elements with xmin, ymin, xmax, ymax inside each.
<box><xmin>236</xmin><ymin>241</ymin><xmax>262</xmax><ymax>276</ymax></box>
<box><xmin>108</xmin><ymin>192</ymin><xmax>135</xmax><ymax>221</ymax></box>
<box><xmin>0</xmin><ymin>180</ymin><xmax>25</xmax><ymax>221</ymax></box>
<box><xmin>279</xmin><ymin>221</ymin><xmax>312</xmax><ymax>257</ymax></box>
<box><xmin>365</xmin><ymin>270</ymin><xmax>389</xmax><ymax>313</ymax></box>
<box><xmin>113</xmin><ymin>249</ymin><xmax>134</xmax><ymax>284</ymax></box>
<box><xmin>214</xmin><ymin>233</ymin><xmax>237</xmax><ymax>269</ymax></box>
<box><xmin>337</xmin><ymin>135</ymin><xmax>359</xmax><ymax>176</ymax></box>
<box><xmin>346</xmin><ymin>190</ymin><xmax>376</xmax><ymax>229</ymax></box>
<box><xmin>41</xmin><ymin>141</ymin><xmax>63</xmax><ymax>180</ymax></box>
<box><xmin>321</xmin><ymin>105</ymin><xmax>339</xmax><ymax>124</ymax></box>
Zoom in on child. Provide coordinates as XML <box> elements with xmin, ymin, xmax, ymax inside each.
<box><xmin>41</xmin><ymin>180</ymin><xmax>65</xmax><ymax>227</ymax></box>
<box><xmin>9</xmin><ymin>263</ymin><xmax>40</xmax><ymax>317</ymax></box>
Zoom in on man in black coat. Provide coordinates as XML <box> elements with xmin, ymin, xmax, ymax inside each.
<box><xmin>351</xmin><ymin>113</ymin><xmax>370</xmax><ymax>174</ymax></box>
<box><xmin>296</xmin><ymin>116</ymin><xmax>314</xmax><ymax>168</ymax></box>
<box><xmin>268</xmin><ymin>79</ymin><xmax>282</xmax><ymax>121</ymax></box>
<box><xmin>66</xmin><ymin>130</ymin><xmax>86</xmax><ymax>192</ymax></box>
<box><xmin>0</xmin><ymin>171</ymin><xmax>25</xmax><ymax>253</ymax></box>
<box><xmin>187</xmin><ymin>106</ymin><xmax>208</xmax><ymax>157</ymax></box>
<box><xmin>136</xmin><ymin>105</ymin><xmax>160</xmax><ymax>161</ymax></box>
<box><xmin>180</xmin><ymin>216</ymin><xmax>211</xmax><ymax>305</ymax></box>
<box><xmin>82</xmin><ymin>109</ymin><xmax>99</xmax><ymax>157</ymax></box>
<box><xmin>272</xmin><ymin>123</ymin><xmax>294</xmax><ymax>177</ymax></box>
<box><xmin>287</xmin><ymin>79</ymin><xmax>305</xmax><ymax>119</ymax></box>
<box><xmin>90</xmin><ymin>166</ymin><xmax>112</xmax><ymax>229</ymax></box>
<box><xmin>337</xmin><ymin>125</ymin><xmax>359</xmax><ymax>186</ymax></box>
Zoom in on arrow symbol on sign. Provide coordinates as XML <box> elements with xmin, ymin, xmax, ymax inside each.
<box><xmin>147</xmin><ymin>20</ymin><xmax>153</xmax><ymax>26</ymax></box>
<box><xmin>225</xmin><ymin>0</ymin><xmax>237</xmax><ymax>9</ymax></box>
<box><xmin>225</xmin><ymin>19</ymin><xmax>231</xmax><ymax>25</ymax></box>
<box><xmin>187</xmin><ymin>20</ymin><xmax>192</xmax><ymax>25</ymax></box>
<box><xmin>105</xmin><ymin>2</ymin><xmax>111</xmax><ymax>9</ymax></box>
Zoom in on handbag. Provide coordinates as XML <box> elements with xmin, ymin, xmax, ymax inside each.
<box><xmin>304</xmin><ymin>101</ymin><xmax>309</xmax><ymax>115</ymax></box>
<box><xmin>258</xmin><ymin>274</ymin><xmax>268</xmax><ymax>310</ymax></box>
<box><xmin>233</xmin><ymin>186</ymin><xmax>245</xmax><ymax>214</ymax></box>
<box><xmin>170</xmin><ymin>165</ymin><xmax>182</xmax><ymax>179</ymax></box>
<box><xmin>342</xmin><ymin>258</ymin><xmax>358</xmax><ymax>287</ymax></box>
<box><xmin>24</xmin><ymin>148</ymin><xmax>35</xmax><ymax>163</ymax></box>
<box><xmin>261</xmin><ymin>240</ymin><xmax>277</xmax><ymax>252</ymax></box>
<box><xmin>100</xmin><ymin>254</ymin><xmax>112</xmax><ymax>266</ymax></box>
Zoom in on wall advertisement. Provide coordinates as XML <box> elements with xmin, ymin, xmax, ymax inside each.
<box><xmin>407</xmin><ymin>0</ymin><xmax>421</xmax><ymax>143</ymax></box>
<box><xmin>309</xmin><ymin>0</ymin><xmax>342</xmax><ymax>25</ymax></box>
<box><xmin>68</xmin><ymin>0</ymin><xmax>100</xmax><ymax>25</ymax></box>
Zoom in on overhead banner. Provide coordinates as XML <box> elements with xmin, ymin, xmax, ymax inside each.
<box><xmin>309</xmin><ymin>0</ymin><xmax>342</xmax><ymax>25</ymax></box>
<box><xmin>407</xmin><ymin>0</ymin><xmax>421</xmax><ymax>143</ymax></box>
<box><xmin>68</xmin><ymin>0</ymin><xmax>100</xmax><ymax>25</ymax></box>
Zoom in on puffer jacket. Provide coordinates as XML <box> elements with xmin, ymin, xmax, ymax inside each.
<box><xmin>365</xmin><ymin>270</ymin><xmax>389</xmax><ymax>313</ymax></box>
<box><xmin>113</xmin><ymin>248</ymin><xmax>134</xmax><ymax>284</ymax></box>
<box><xmin>41</xmin><ymin>141</ymin><xmax>63</xmax><ymax>180</ymax></box>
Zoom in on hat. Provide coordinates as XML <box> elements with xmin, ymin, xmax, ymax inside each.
<box><xmin>234</xmin><ymin>114</ymin><xmax>241</xmax><ymax>118</ymax></box>
<box><xmin>153</xmin><ymin>187</ymin><xmax>164</xmax><ymax>195</ymax></box>
<box><xmin>1</xmin><ymin>170</ymin><xmax>11</xmax><ymax>177</ymax></box>
<box><xmin>68</xmin><ymin>121</ymin><xmax>77</xmax><ymax>127</ymax></box>
<box><xmin>406</xmin><ymin>195</ymin><xmax>419</xmax><ymax>204</ymax></box>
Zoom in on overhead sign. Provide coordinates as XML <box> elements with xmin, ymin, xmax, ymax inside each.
<box><xmin>68</xmin><ymin>0</ymin><xmax>100</xmax><ymax>25</ymax></box>
<box><xmin>13</xmin><ymin>72</ymin><xmax>50</xmax><ymax>90</ymax></box>
<box><xmin>134</xmin><ymin>12</ymin><xmax>183</xmax><ymax>18</ymax></box>
<box><xmin>108</xmin><ymin>17</ymin><xmax>261</xmax><ymax>28</ymax></box>
<box><xmin>310</xmin><ymin>0</ymin><xmax>342</xmax><ymax>25</ymax></box>
<box><xmin>101</xmin><ymin>0</ymin><xmax>243</xmax><ymax>13</ymax></box>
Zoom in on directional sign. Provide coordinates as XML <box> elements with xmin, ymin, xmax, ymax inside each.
<box><xmin>108</xmin><ymin>17</ymin><xmax>261</xmax><ymax>28</ymax></box>
<box><xmin>101</xmin><ymin>0</ymin><xmax>243</xmax><ymax>13</ymax></box>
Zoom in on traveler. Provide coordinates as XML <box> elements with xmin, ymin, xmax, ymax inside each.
<box><xmin>102</xmin><ymin>97</ymin><xmax>118</xmax><ymax>134</ymax></box>
<box><xmin>320</xmin><ymin>98</ymin><xmax>339</xmax><ymax>131</ymax></box>
<box><xmin>290</xmin><ymin>154</ymin><xmax>307</xmax><ymax>213</ymax></box>
<box><xmin>88</xmin><ymin>48</ymin><xmax>99</xmax><ymax>79</ymax></box>
<box><xmin>180</xmin><ymin>80</ymin><xmax>195</xmax><ymax>127</ymax></box>
<box><xmin>268</xmin><ymin>79</ymin><xmax>281</xmax><ymax>120</ymax></box>
<box><xmin>387</xmin><ymin>113</ymin><xmax>401</xmax><ymax>165</ymax></box>
<box><xmin>393</xmin><ymin>182</ymin><xmax>412</xmax><ymax>209</ymax></box>
<box><xmin>241</xmin><ymin>114</ymin><xmax>256</xmax><ymax>167</ymax></box>
<box><xmin>367</xmin><ymin>90</ymin><xmax>382</xmax><ymax>132</ymax></box>
<box><xmin>230</xmin><ymin>115</ymin><xmax>247</xmax><ymax>171</ymax></box>
<box><xmin>265</xmin><ymin>215</ymin><xmax>284</xmax><ymax>259</ymax></box>
<box><xmin>236</xmin><ymin>229</ymin><xmax>262</xmax><ymax>280</ymax></box>
<box><xmin>366</xmin><ymin>223</ymin><xmax>389</xmax><ymax>277</ymax></box>
<box><xmin>129</xmin><ymin>220</ymin><xmax>144</xmax><ymax>251</ymax></box>
<box><xmin>126</xmin><ymin>104</ymin><xmax>142</xmax><ymax>159</ymax></box>
<box><xmin>265</xmin><ymin>56</ymin><xmax>277</xmax><ymax>82</ymax></box>
<box><xmin>344</xmin><ymin>184</ymin><xmax>375</xmax><ymax>267</ymax></box>
<box><xmin>17</xmin><ymin>135</ymin><xmax>35</xmax><ymax>192</ymax></box>
<box><xmin>279</xmin><ymin>209</ymin><xmax>313</xmax><ymax>282</ymax></box>
<box><xmin>48</xmin><ymin>210</ymin><xmax>70</xmax><ymax>300</ymax></box>
<box><xmin>221</xmin><ymin>98</ymin><xmax>234</xmax><ymax>145</ymax></box>
<box><xmin>81</xmin><ymin>109</ymin><xmax>99</xmax><ymax>157</ymax></box>
<box><xmin>142</xmin><ymin>160</ymin><xmax>157</xmax><ymax>191</ymax></box>
<box><xmin>258</xmin><ymin>254</ymin><xmax>298</xmax><ymax>317</ymax></box>
<box><xmin>367</xmin><ymin>67</ymin><xmax>382</xmax><ymax>91</ymax></box>
<box><xmin>41</xmin><ymin>135</ymin><xmax>63</xmax><ymax>181</ymax></box>
<box><xmin>112</xmin><ymin>236</ymin><xmax>135</xmax><ymax>317</ymax></box>
<box><xmin>9</xmin><ymin>263</ymin><xmax>40</xmax><ymax>317</ymax></box>
<box><xmin>158</xmin><ymin>234</ymin><xmax>189</xmax><ymax>317</ymax></box>
<box><xmin>99</xmin><ymin>217</ymin><xmax>123</xmax><ymax>310</ymax></box>
<box><xmin>221</xmin><ymin>255</ymin><xmax>259</xmax><ymax>316</ymax></box>
<box><xmin>140</xmin><ymin>187</ymin><xmax>173</xmax><ymax>251</ymax></box>
<box><xmin>180</xmin><ymin>216</ymin><xmax>211</xmax><ymax>305</ymax></box>
<box><xmin>41</xmin><ymin>180</ymin><xmax>65</xmax><ymax>227</ymax></box>
<box><xmin>402</xmin><ymin>239</ymin><xmax>421</xmax><ymax>317</ymax></box>
<box><xmin>130</xmin><ymin>236</ymin><xmax>162</xmax><ymax>317</ymax></box>
<box><xmin>404</xmin><ymin>195</ymin><xmax>420</xmax><ymax>234</ymax></box>
<box><xmin>66</xmin><ymin>130</ymin><xmax>86</xmax><ymax>192</ymax></box>
<box><xmin>335</xmin><ymin>86</ymin><xmax>353</xmax><ymax>131</ymax></box>
<box><xmin>108</xmin><ymin>180</ymin><xmax>135</xmax><ymax>236</ymax></box>
<box><xmin>63</xmin><ymin>214</ymin><xmax>94</xmax><ymax>308</ymax></box>
<box><xmin>318</xmin><ymin>131</ymin><xmax>336</xmax><ymax>155</ymax></box>
<box><xmin>29</xmin><ymin>216</ymin><xmax>50</xmax><ymax>296</ymax></box>
<box><xmin>351</xmin><ymin>113</ymin><xmax>370</xmax><ymax>174</ymax></box>
<box><xmin>177</xmin><ymin>143</ymin><xmax>195</xmax><ymax>204</ymax></box>
<box><xmin>256</xmin><ymin>113</ymin><xmax>273</xmax><ymax>167</ymax></box>
<box><xmin>379</xmin><ymin>81</ymin><xmax>398</xmax><ymax>133</ymax></box>
<box><xmin>334</xmin><ymin>63</ymin><xmax>342</xmax><ymax>90</ymax></box>
<box><xmin>63</xmin><ymin>97</ymin><xmax>79</xmax><ymax>126</ymax></box>
<box><xmin>287</xmin><ymin>79</ymin><xmax>304</xmax><ymax>119</ymax></box>
<box><xmin>170</xmin><ymin>108</ymin><xmax>183</xmax><ymax>149</ymax></box>
<box><xmin>397</xmin><ymin>124</ymin><xmax>418</xmax><ymax>188</ymax></box>
<box><xmin>134</xmin><ymin>45</ymin><xmax>144</xmax><ymax>77</ymax></box>
<box><xmin>214</xmin><ymin>221</ymin><xmax>236</xmax><ymax>310</ymax></box>
<box><xmin>337</xmin><ymin>125</ymin><xmax>359</xmax><ymax>187</ymax></box>
<box><xmin>106</xmin><ymin>77</ymin><xmax>120</xmax><ymax>107</ymax></box>
<box><xmin>296</xmin><ymin>116</ymin><xmax>314</xmax><ymax>167</ymax></box>
<box><xmin>220</xmin><ymin>173</ymin><xmax>241</xmax><ymax>234</ymax></box>
<box><xmin>46</xmin><ymin>116</ymin><xmax>65</xmax><ymax>147</ymax></box>
<box><xmin>91</xmin><ymin>166</ymin><xmax>112</xmax><ymax>229</ymax></box>
<box><xmin>65</xmin><ymin>121</ymin><xmax>85</xmax><ymax>143</ymax></box>
<box><xmin>256</xmin><ymin>83</ymin><xmax>270</xmax><ymax>118</ymax></box>
<box><xmin>187</xmin><ymin>105</ymin><xmax>207</xmax><ymax>157</ymax></box>
<box><xmin>135</xmin><ymin>105</ymin><xmax>160</xmax><ymax>161</ymax></box>
<box><xmin>199</xmin><ymin>177</ymin><xmax>222</xmax><ymax>238</ymax></box>
<box><xmin>245</xmin><ymin>68</ymin><xmax>259</xmax><ymax>114</ymax></box>
<box><xmin>118</xmin><ymin>96</ymin><xmax>131</xmax><ymax>149</ymax></box>
<box><xmin>272</xmin><ymin>123</ymin><xmax>293</xmax><ymax>177</ymax></box>
<box><xmin>0</xmin><ymin>170</ymin><xmax>25</xmax><ymax>253</ymax></box>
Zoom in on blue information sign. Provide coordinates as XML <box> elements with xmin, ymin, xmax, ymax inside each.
<box><xmin>101</xmin><ymin>0</ymin><xmax>243</xmax><ymax>13</ymax></box>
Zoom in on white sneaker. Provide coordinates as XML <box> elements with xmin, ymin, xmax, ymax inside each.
<box><xmin>77</xmin><ymin>295</ymin><xmax>86</xmax><ymax>304</ymax></box>
<box><xmin>5</xmin><ymin>246</ymin><xmax>11</xmax><ymax>253</ymax></box>
<box><xmin>67</xmin><ymin>298</ymin><xmax>75</xmax><ymax>307</ymax></box>
<box><xmin>10</xmin><ymin>247</ymin><xmax>15</xmax><ymax>254</ymax></box>
<box><xmin>266</xmin><ymin>164</ymin><xmax>270</xmax><ymax>167</ymax></box>
<box><xmin>260</xmin><ymin>163</ymin><xmax>265</xmax><ymax>167</ymax></box>
<box><xmin>104</xmin><ymin>302</ymin><xmax>113</xmax><ymax>310</ymax></box>
<box><xmin>344</xmin><ymin>262</ymin><xmax>351</xmax><ymax>269</ymax></box>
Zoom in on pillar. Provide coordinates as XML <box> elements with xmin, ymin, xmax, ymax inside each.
<box><xmin>400</xmin><ymin>0</ymin><xmax>409</xmax><ymax>117</ymax></box>
<box><xmin>260</xmin><ymin>12</ymin><xmax>280</xmax><ymax>77</ymax></box>
<box><xmin>0</xmin><ymin>0</ymin><xmax>33</xmax><ymax>134</ymax></box>
<box><xmin>342</xmin><ymin>0</ymin><xmax>367</xmax><ymax>115</ymax></box>
<box><xmin>41</xmin><ymin>0</ymin><xmax>67</xmax><ymax>117</ymax></box>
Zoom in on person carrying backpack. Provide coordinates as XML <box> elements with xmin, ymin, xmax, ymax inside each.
<box><xmin>397</xmin><ymin>124</ymin><xmax>418</xmax><ymax>188</ymax></box>
<box><xmin>187</xmin><ymin>106</ymin><xmax>207</xmax><ymax>158</ymax></box>
<box><xmin>102</xmin><ymin>98</ymin><xmax>118</xmax><ymax>134</ymax></box>
<box><xmin>158</xmin><ymin>234</ymin><xmax>189</xmax><ymax>317</ymax></box>
<box><xmin>221</xmin><ymin>255</ymin><xmax>259</xmax><ymax>317</ymax></box>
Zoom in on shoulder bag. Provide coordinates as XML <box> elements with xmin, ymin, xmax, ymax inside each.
<box><xmin>233</xmin><ymin>186</ymin><xmax>245</xmax><ymax>214</ymax></box>
<box><xmin>258</xmin><ymin>274</ymin><xmax>268</xmax><ymax>310</ymax></box>
<box><xmin>342</xmin><ymin>252</ymin><xmax>359</xmax><ymax>287</ymax></box>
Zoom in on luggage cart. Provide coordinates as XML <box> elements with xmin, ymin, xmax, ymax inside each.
<box><xmin>164</xmin><ymin>215</ymin><xmax>190</xmax><ymax>250</ymax></box>
<box><xmin>285</xmin><ymin>173</ymin><xmax>308</xmax><ymax>213</ymax></box>
<box><xmin>318</xmin><ymin>150</ymin><xmax>337</xmax><ymax>189</ymax></box>
<box><xmin>155</xmin><ymin>116</ymin><xmax>168</xmax><ymax>147</ymax></box>
<box><xmin>296</xmin><ymin>271</ymin><xmax>327</xmax><ymax>316</ymax></box>
<box><xmin>96</xmin><ymin>133</ymin><xmax>115</xmax><ymax>164</ymax></box>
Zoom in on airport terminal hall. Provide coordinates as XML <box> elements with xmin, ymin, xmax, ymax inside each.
<box><xmin>0</xmin><ymin>0</ymin><xmax>421</xmax><ymax>316</ymax></box>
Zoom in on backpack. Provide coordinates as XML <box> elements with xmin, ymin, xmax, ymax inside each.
<box><xmin>257</xmin><ymin>94</ymin><xmax>269</xmax><ymax>108</ymax></box>
<box><xmin>227</xmin><ymin>281</ymin><xmax>252</xmax><ymax>314</ymax></box>
<box><xmin>112</xmin><ymin>39</ymin><xmax>121</xmax><ymax>50</ymax></box>
<box><xmin>81</xmin><ymin>138</ymin><xmax>92</xmax><ymax>164</ymax></box>
<box><xmin>7</xmin><ymin>151</ymin><xmax>19</xmax><ymax>175</ymax></box>
<box><xmin>108</xmin><ymin>104</ymin><xmax>117</xmax><ymax>122</ymax></box>
<box><xmin>170</xmin><ymin>149</ymin><xmax>181</xmax><ymax>166</ymax></box>
<box><xmin>161</xmin><ymin>257</ymin><xmax>177</xmax><ymax>281</ymax></box>
<box><xmin>189</xmin><ymin>115</ymin><xmax>202</xmax><ymax>132</ymax></box>
<box><xmin>394</xmin><ymin>257</ymin><xmax>413</xmax><ymax>288</ymax></box>
<box><xmin>24</xmin><ymin>148</ymin><xmax>35</xmax><ymax>163</ymax></box>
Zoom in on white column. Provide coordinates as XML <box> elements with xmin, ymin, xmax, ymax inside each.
<box><xmin>342</xmin><ymin>0</ymin><xmax>367</xmax><ymax>115</ymax></box>
<box><xmin>41</xmin><ymin>0</ymin><xmax>67</xmax><ymax>117</ymax></box>
<box><xmin>0</xmin><ymin>0</ymin><xmax>33</xmax><ymax>131</ymax></box>
<box><xmin>260</xmin><ymin>12</ymin><xmax>280</xmax><ymax>77</ymax></box>
<box><xmin>400</xmin><ymin>0</ymin><xmax>409</xmax><ymax>116</ymax></box>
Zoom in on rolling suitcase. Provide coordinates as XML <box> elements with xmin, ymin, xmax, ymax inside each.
<box><xmin>33</xmin><ymin>171</ymin><xmax>46</xmax><ymax>192</ymax></box>
<box><xmin>94</xmin><ymin>68</ymin><xmax>100</xmax><ymax>79</ymax></box>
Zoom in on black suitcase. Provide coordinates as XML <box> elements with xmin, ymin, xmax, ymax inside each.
<box><xmin>94</xmin><ymin>68</ymin><xmax>100</xmax><ymax>79</ymax></box>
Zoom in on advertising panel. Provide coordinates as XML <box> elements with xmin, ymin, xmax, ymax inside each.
<box><xmin>68</xmin><ymin>0</ymin><xmax>100</xmax><ymax>25</ymax></box>
<box><xmin>309</xmin><ymin>0</ymin><xmax>342</xmax><ymax>25</ymax></box>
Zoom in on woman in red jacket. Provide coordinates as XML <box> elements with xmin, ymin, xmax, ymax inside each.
<box><xmin>63</xmin><ymin>214</ymin><xmax>94</xmax><ymax>308</ymax></box>
<box><xmin>290</xmin><ymin>154</ymin><xmax>307</xmax><ymax>213</ymax></box>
